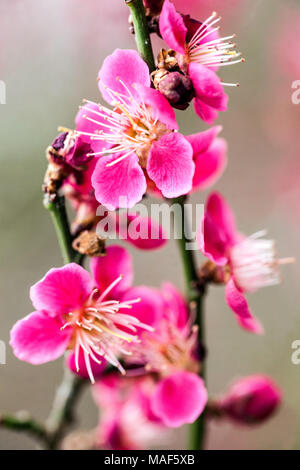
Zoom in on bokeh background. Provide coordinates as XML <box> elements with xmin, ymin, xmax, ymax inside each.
<box><xmin>1</xmin><ymin>0</ymin><xmax>300</xmax><ymax>450</ymax></box>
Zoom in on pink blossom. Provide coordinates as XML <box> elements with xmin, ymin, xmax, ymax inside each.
<box><xmin>159</xmin><ymin>1</ymin><xmax>243</xmax><ymax>123</ymax></box>
<box><xmin>220</xmin><ymin>375</ymin><xmax>282</xmax><ymax>425</ymax></box>
<box><xmin>93</xmin><ymin>375</ymin><xmax>165</xmax><ymax>450</ymax></box>
<box><xmin>197</xmin><ymin>192</ymin><xmax>293</xmax><ymax>334</ymax></box>
<box><xmin>123</xmin><ymin>282</ymin><xmax>208</xmax><ymax>427</ymax></box>
<box><xmin>76</xmin><ymin>49</ymin><xmax>196</xmax><ymax>209</ymax></box>
<box><xmin>10</xmin><ymin>246</ymin><xmax>153</xmax><ymax>383</ymax></box>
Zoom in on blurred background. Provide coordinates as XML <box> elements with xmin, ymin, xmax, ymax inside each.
<box><xmin>0</xmin><ymin>0</ymin><xmax>300</xmax><ymax>450</ymax></box>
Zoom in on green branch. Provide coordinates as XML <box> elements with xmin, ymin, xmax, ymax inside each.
<box><xmin>125</xmin><ymin>0</ymin><xmax>156</xmax><ymax>72</ymax></box>
<box><xmin>171</xmin><ymin>196</ymin><xmax>206</xmax><ymax>450</ymax></box>
<box><xmin>44</xmin><ymin>195</ymin><xmax>77</xmax><ymax>265</ymax></box>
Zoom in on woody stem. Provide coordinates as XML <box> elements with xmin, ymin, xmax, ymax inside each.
<box><xmin>125</xmin><ymin>0</ymin><xmax>156</xmax><ymax>72</ymax></box>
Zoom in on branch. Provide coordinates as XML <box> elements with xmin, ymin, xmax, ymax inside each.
<box><xmin>171</xmin><ymin>196</ymin><xmax>206</xmax><ymax>450</ymax></box>
<box><xmin>0</xmin><ymin>412</ymin><xmax>48</xmax><ymax>446</ymax></box>
<box><xmin>46</xmin><ymin>368</ymin><xmax>86</xmax><ymax>450</ymax></box>
<box><xmin>125</xmin><ymin>0</ymin><xmax>156</xmax><ymax>72</ymax></box>
<box><xmin>44</xmin><ymin>194</ymin><xmax>77</xmax><ymax>265</ymax></box>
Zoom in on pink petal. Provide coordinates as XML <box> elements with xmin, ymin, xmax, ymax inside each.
<box><xmin>117</xmin><ymin>214</ymin><xmax>167</xmax><ymax>250</ymax></box>
<box><xmin>159</xmin><ymin>0</ymin><xmax>187</xmax><ymax>55</ymax></box>
<box><xmin>10</xmin><ymin>311</ymin><xmax>71</xmax><ymax>365</ymax></box>
<box><xmin>147</xmin><ymin>133</ymin><xmax>194</xmax><ymax>198</ymax></box>
<box><xmin>161</xmin><ymin>282</ymin><xmax>188</xmax><ymax>330</ymax></box>
<box><xmin>151</xmin><ymin>371</ymin><xmax>208</xmax><ymax>427</ymax></box>
<box><xmin>30</xmin><ymin>264</ymin><xmax>94</xmax><ymax>316</ymax></box>
<box><xmin>134</xmin><ymin>84</ymin><xmax>178</xmax><ymax>130</ymax></box>
<box><xmin>194</xmin><ymin>98</ymin><xmax>219</xmax><ymax>125</ymax></box>
<box><xmin>189</xmin><ymin>63</ymin><xmax>228</xmax><ymax>111</ymax></box>
<box><xmin>121</xmin><ymin>286</ymin><xmax>164</xmax><ymax>328</ymax></box>
<box><xmin>225</xmin><ymin>278</ymin><xmax>264</xmax><ymax>335</ymax></box>
<box><xmin>197</xmin><ymin>192</ymin><xmax>239</xmax><ymax>265</ymax></box>
<box><xmin>186</xmin><ymin>126</ymin><xmax>222</xmax><ymax>155</ymax></box>
<box><xmin>90</xmin><ymin>245</ymin><xmax>133</xmax><ymax>300</ymax></box>
<box><xmin>98</xmin><ymin>49</ymin><xmax>150</xmax><ymax>106</ymax></box>
<box><xmin>91</xmin><ymin>153</ymin><xmax>147</xmax><ymax>210</ymax></box>
<box><xmin>75</xmin><ymin>102</ymin><xmax>111</xmax><ymax>153</ymax></box>
<box><xmin>192</xmin><ymin>137</ymin><xmax>227</xmax><ymax>191</ymax></box>
<box><xmin>66</xmin><ymin>349</ymin><xmax>107</xmax><ymax>380</ymax></box>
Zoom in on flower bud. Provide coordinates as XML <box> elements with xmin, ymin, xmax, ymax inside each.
<box><xmin>143</xmin><ymin>0</ymin><xmax>164</xmax><ymax>15</ymax></box>
<box><xmin>220</xmin><ymin>375</ymin><xmax>282</xmax><ymax>425</ymax></box>
<box><xmin>156</xmin><ymin>71</ymin><xmax>195</xmax><ymax>110</ymax></box>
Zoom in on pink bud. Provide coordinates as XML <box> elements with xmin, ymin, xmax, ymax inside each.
<box><xmin>220</xmin><ymin>375</ymin><xmax>282</xmax><ymax>425</ymax></box>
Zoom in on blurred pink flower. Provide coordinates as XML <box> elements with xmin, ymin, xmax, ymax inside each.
<box><xmin>219</xmin><ymin>375</ymin><xmax>282</xmax><ymax>425</ymax></box>
<box><xmin>10</xmin><ymin>246</ymin><xmax>152</xmax><ymax>383</ymax></box>
<box><xmin>123</xmin><ymin>282</ymin><xmax>208</xmax><ymax>427</ymax></box>
<box><xmin>159</xmin><ymin>1</ymin><xmax>243</xmax><ymax>123</ymax></box>
<box><xmin>76</xmin><ymin>49</ymin><xmax>196</xmax><ymax>209</ymax></box>
<box><xmin>93</xmin><ymin>375</ymin><xmax>166</xmax><ymax>450</ymax></box>
<box><xmin>197</xmin><ymin>192</ymin><xmax>292</xmax><ymax>334</ymax></box>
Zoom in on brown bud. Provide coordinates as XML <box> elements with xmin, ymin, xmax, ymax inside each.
<box><xmin>198</xmin><ymin>260</ymin><xmax>231</xmax><ymax>285</ymax></box>
<box><xmin>72</xmin><ymin>230</ymin><xmax>106</xmax><ymax>257</ymax></box>
<box><xmin>157</xmin><ymin>48</ymin><xmax>179</xmax><ymax>71</ymax></box>
<box><xmin>156</xmin><ymin>71</ymin><xmax>195</xmax><ymax>110</ymax></box>
<box><xmin>43</xmin><ymin>157</ymin><xmax>70</xmax><ymax>198</ymax></box>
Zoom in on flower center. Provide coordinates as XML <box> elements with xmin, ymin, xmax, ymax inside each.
<box><xmin>185</xmin><ymin>12</ymin><xmax>244</xmax><ymax>87</ymax></box>
<box><xmin>230</xmin><ymin>231</ymin><xmax>294</xmax><ymax>293</ymax></box>
<box><xmin>61</xmin><ymin>276</ymin><xmax>153</xmax><ymax>383</ymax></box>
<box><xmin>132</xmin><ymin>320</ymin><xmax>200</xmax><ymax>377</ymax></box>
<box><xmin>76</xmin><ymin>78</ymin><xmax>170</xmax><ymax>169</ymax></box>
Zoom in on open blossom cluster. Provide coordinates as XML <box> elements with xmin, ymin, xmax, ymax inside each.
<box><xmin>10</xmin><ymin>0</ymin><xmax>287</xmax><ymax>450</ymax></box>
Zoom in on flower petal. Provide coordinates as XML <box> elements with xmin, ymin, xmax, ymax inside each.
<box><xmin>194</xmin><ymin>98</ymin><xmax>219</xmax><ymax>125</ymax></box>
<box><xmin>92</xmin><ymin>153</ymin><xmax>147</xmax><ymax>210</ymax></box>
<box><xmin>189</xmin><ymin>63</ymin><xmax>228</xmax><ymax>111</ymax></box>
<box><xmin>151</xmin><ymin>371</ymin><xmax>208</xmax><ymax>427</ymax></box>
<box><xmin>98</xmin><ymin>49</ymin><xmax>150</xmax><ymax>105</ymax></box>
<box><xmin>197</xmin><ymin>192</ymin><xmax>239</xmax><ymax>265</ymax></box>
<box><xmin>75</xmin><ymin>102</ymin><xmax>112</xmax><ymax>153</ymax></box>
<box><xmin>192</xmin><ymin>137</ymin><xmax>227</xmax><ymax>191</ymax></box>
<box><xmin>161</xmin><ymin>282</ymin><xmax>188</xmax><ymax>330</ymax></box>
<box><xmin>147</xmin><ymin>133</ymin><xmax>194</xmax><ymax>198</ymax></box>
<box><xmin>90</xmin><ymin>245</ymin><xmax>133</xmax><ymax>299</ymax></box>
<box><xmin>185</xmin><ymin>126</ymin><xmax>222</xmax><ymax>156</ymax></box>
<box><xmin>118</xmin><ymin>214</ymin><xmax>167</xmax><ymax>250</ymax></box>
<box><xmin>225</xmin><ymin>278</ymin><xmax>264</xmax><ymax>335</ymax></box>
<box><xmin>10</xmin><ymin>311</ymin><xmax>71</xmax><ymax>365</ymax></box>
<box><xmin>159</xmin><ymin>0</ymin><xmax>187</xmax><ymax>55</ymax></box>
<box><xmin>133</xmin><ymin>84</ymin><xmax>178</xmax><ymax>130</ymax></box>
<box><xmin>30</xmin><ymin>264</ymin><xmax>94</xmax><ymax>316</ymax></box>
<box><xmin>121</xmin><ymin>286</ymin><xmax>164</xmax><ymax>328</ymax></box>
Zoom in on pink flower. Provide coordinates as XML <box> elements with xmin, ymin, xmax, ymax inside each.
<box><xmin>93</xmin><ymin>375</ymin><xmax>166</xmax><ymax>450</ymax></box>
<box><xmin>76</xmin><ymin>49</ymin><xmax>196</xmax><ymax>209</ymax></box>
<box><xmin>197</xmin><ymin>192</ymin><xmax>293</xmax><ymax>334</ymax></box>
<box><xmin>10</xmin><ymin>246</ymin><xmax>153</xmax><ymax>383</ymax></box>
<box><xmin>123</xmin><ymin>282</ymin><xmax>208</xmax><ymax>427</ymax></box>
<box><xmin>159</xmin><ymin>1</ymin><xmax>243</xmax><ymax>123</ymax></box>
<box><xmin>220</xmin><ymin>375</ymin><xmax>282</xmax><ymax>425</ymax></box>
